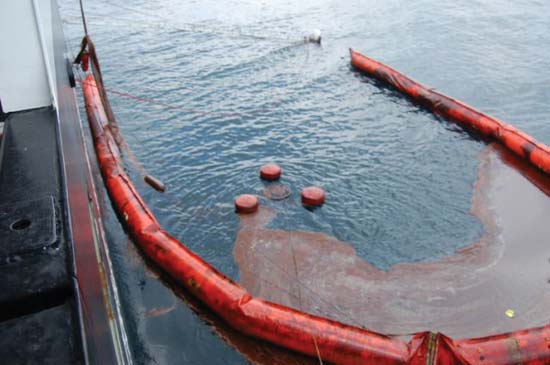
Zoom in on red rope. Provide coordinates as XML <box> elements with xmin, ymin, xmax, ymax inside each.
<box><xmin>76</xmin><ymin>78</ymin><xmax>276</xmax><ymax>119</ymax></box>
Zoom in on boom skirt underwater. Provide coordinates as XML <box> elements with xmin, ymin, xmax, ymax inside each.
<box><xmin>350</xmin><ymin>49</ymin><xmax>550</xmax><ymax>175</ymax></box>
<box><xmin>83</xmin><ymin>73</ymin><xmax>550</xmax><ymax>364</ymax></box>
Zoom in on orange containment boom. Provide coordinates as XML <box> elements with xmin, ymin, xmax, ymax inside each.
<box><xmin>350</xmin><ymin>49</ymin><xmax>550</xmax><ymax>176</ymax></box>
<box><xmin>83</xmin><ymin>73</ymin><xmax>550</xmax><ymax>364</ymax></box>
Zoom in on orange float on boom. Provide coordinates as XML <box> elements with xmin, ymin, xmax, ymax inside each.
<box><xmin>83</xmin><ymin>72</ymin><xmax>550</xmax><ymax>364</ymax></box>
<box><xmin>350</xmin><ymin>49</ymin><xmax>550</xmax><ymax>175</ymax></box>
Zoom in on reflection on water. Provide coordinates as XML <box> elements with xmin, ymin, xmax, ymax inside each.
<box><xmin>59</xmin><ymin>0</ymin><xmax>550</xmax><ymax>363</ymax></box>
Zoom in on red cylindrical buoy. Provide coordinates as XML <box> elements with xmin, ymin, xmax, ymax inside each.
<box><xmin>301</xmin><ymin>186</ymin><xmax>325</xmax><ymax>206</ymax></box>
<box><xmin>260</xmin><ymin>163</ymin><xmax>282</xmax><ymax>181</ymax></box>
<box><xmin>235</xmin><ymin>194</ymin><xmax>259</xmax><ymax>214</ymax></box>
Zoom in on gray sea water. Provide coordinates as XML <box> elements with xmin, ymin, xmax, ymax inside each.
<box><xmin>59</xmin><ymin>0</ymin><xmax>550</xmax><ymax>363</ymax></box>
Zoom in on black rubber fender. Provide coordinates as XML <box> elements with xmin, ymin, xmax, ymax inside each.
<box><xmin>66</xmin><ymin>57</ymin><xmax>75</xmax><ymax>88</ymax></box>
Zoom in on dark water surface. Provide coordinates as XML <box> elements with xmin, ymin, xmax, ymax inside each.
<box><xmin>59</xmin><ymin>0</ymin><xmax>550</xmax><ymax>363</ymax></box>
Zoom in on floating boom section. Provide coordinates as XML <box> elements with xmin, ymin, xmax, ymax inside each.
<box><xmin>350</xmin><ymin>49</ymin><xmax>550</xmax><ymax>175</ymax></box>
<box><xmin>83</xmin><ymin>73</ymin><xmax>550</xmax><ymax>364</ymax></box>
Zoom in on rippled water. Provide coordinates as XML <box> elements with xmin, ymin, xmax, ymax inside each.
<box><xmin>59</xmin><ymin>0</ymin><xmax>550</xmax><ymax>363</ymax></box>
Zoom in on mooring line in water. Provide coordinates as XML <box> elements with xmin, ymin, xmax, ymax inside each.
<box><xmin>76</xmin><ymin>78</ymin><xmax>288</xmax><ymax>120</ymax></box>
<box><xmin>75</xmin><ymin>75</ymin><xmax>166</xmax><ymax>193</ymax></box>
<box><xmin>78</xmin><ymin>0</ymin><xmax>88</xmax><ymax>37</ymax></box>
<box><xmin>99</xmin><ymin>0</ymin><xmax>320</xmax><ymax>45</ymax></box>
<box><xmin>283</xmin><ymin>198</ymin><xmax>304</xmax><ymax>311</ymax></box>
<box><xmin>311</xmin><ymin>334</ymin><xmax>324</xmax><ymax>365</ymax></box>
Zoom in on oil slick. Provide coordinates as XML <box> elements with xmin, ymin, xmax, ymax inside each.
<box><xmin>233</xmin><ymin>144</ymin><xmax>550</xmax><ymax>339</ymax></box>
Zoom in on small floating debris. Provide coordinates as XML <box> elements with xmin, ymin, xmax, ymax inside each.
<box><xmin>235</xmin><ymin>194</ymin><xmax>259</xmax><ymax>214</ymax></box>
<box><xmin>301</xmin><ymin>186</ymin><xmax>325</xmax><ymax>207</ymax></box>
<box><xmin>305</xmin><ymin>29</ymin><xmax>322</xmax><ymax>44</ymax></box>
<box><xmin>144</xmin><ymin>174</ymin><xmax>166</xmax><ymax>192</ymax></box>
<box><xmin>505</xmin><ymin>309</ymin><xmax>516</xmax><ymax>318</ymax></box>
<box><xmin>260</xmin><ymin>163</ymin><xmax>282</xmax><ymax>181</ymax></box>
<box><xmin>263</xmin><ymin>184</ymin><xmax>291</xmax><ymax>200</ymax></box>
<box><xmin>144</xmin><ymin>300</ymin><xmax>178</xmax><ymax>318</ymax></box>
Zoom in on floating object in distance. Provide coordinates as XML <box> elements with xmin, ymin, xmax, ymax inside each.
<box><xmin>260</xmin><ymin>163</ymin><xmax>282</xmax><ymax>181</ymax></box>
<box><xmin>305</xmin><ymin>29</ymin><xmax>322</xmax><ymax>44</ymax></box>
<box><xmin>301</xmin><ymin>186</ymin><xmax>325</xmax><ymax>206</ymax></box>
<box><xmin>144</xmin><ymin>174</ymin><xmax>166</xmax><ymax>192</ymax></box>
<box><xmin>235</xmin><ymin>194</ymin><xmax>259</xmax><ymax>214</ymax></box>
<box><xmin>505</xmin><ymin>309</ymin><xmax>516</xmax><ymax>318</ymax></box>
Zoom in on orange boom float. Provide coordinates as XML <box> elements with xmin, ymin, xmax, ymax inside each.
<box><xmin>83</xmin><ymin>71</ymin><xmax>550</xmax><ymax>364</ymax></box>
<box><xmin>350</xmin><ymin>49</ymin><xmax>550</xmax><ymax>175</ymax></box>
